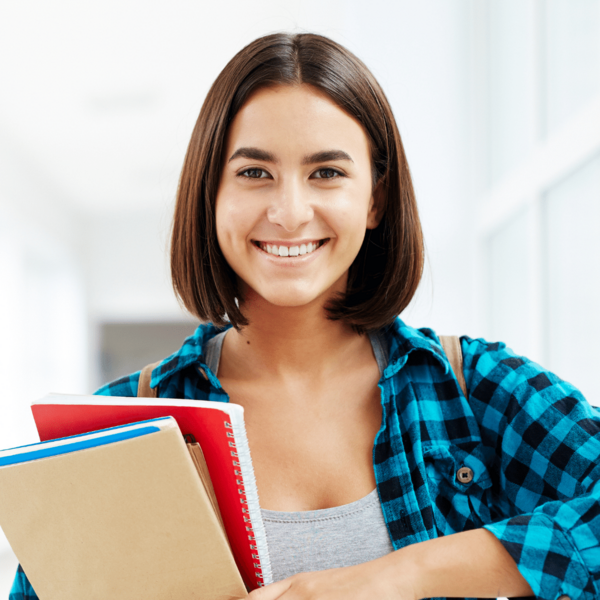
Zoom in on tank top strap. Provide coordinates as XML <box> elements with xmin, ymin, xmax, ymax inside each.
<box><xmin>203</xmin><ymin>329</ymin><xmax>228</xmax><ymax>375</ymax></box>
<box><xmin>368</xmin><ymin>330</ymin><xmax>389</xmax><ymax>376</ymax></box>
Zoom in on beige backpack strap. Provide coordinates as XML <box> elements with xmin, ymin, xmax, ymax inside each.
<box><xmin>439</xmin><ymin>335</ymin><xmax>467</xmax><ymax>398</ymax></box>
<box><xmin>137</xmin><ymin>361</ymin><xmax>161</xmax><ymax>398</ymax></box>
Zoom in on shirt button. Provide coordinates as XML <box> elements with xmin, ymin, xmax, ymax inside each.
<box><xmin>456</xmin><ymin>466</ymin><xmax>473</xmax><ymax>484</ymax></box>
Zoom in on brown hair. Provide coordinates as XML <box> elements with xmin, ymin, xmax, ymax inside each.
<box><xmin>171</xmin><ymin>32</ymin><xmax>424</xmax><ymax>332</ymax></box>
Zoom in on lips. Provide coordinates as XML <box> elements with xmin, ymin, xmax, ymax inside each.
<box><xmin>253</xmin><ymin>239</ymin><xmax>328</xmax><ymax>257</ymax></box>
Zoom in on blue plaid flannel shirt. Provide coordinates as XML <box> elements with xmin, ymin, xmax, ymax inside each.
<box><xmin>10</xmin><ymin>318</ymin><xmax>600</xmax><ymax>600</ymax></box>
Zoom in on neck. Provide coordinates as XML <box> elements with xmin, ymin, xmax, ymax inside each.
<box><xmin>224</xmin><ymin>289</ymin><xmax>366</xmax><ymax>380</ymax></box>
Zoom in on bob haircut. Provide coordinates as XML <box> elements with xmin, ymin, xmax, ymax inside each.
<box><xmin>171</xmin><ymin>32</ymin><xmax>424</xmax><ymax>332</ymax></box>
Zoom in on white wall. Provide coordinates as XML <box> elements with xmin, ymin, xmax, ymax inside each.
<box><xmin>473</xmin><ymin>0</ymin><xmax>600</xmax><ymax>408</ymax></box>
<box><xmin>83</xmin><ymin>210</ymin><xmax>183</xmax><ymax>321</ymax></box>
<box><xmin>0</xmin><ymin>130</ymin><xmax>89</xmax><ymax>446</ymax></box>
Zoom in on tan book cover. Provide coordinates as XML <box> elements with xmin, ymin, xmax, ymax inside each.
<box><xmin>0</xmin><ymin>418</ymin><xmax>247</xmax><ymax>600</ymax></box>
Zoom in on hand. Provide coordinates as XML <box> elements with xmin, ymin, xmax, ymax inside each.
<box><xmin>247</xmin><ymin>553</ymin><xmax>417</xmax><ymax>600</ymax></box>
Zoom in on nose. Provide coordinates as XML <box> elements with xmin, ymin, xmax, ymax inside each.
<box><xmin>266</xmin><ymin>179</ymin><xmax>314</xmax><ymax>232</ymax></box>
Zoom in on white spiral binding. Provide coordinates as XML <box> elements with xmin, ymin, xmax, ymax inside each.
<box><xmin>226</xmin><ymin>414</ymin><xmax>273</xmax><ymax>587</ymax></box>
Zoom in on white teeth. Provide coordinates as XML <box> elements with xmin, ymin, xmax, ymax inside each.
<box><xmin>259</xmin><ymin>241</ymin><xmax>322</xmax><ymax>256</ymax></box>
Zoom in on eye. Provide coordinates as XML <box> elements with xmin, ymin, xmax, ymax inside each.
<box><xmin>312</xmin><ymin>168</ymin><xmax>344</xmax><ymax>180</ymax></box>
<box><xmin>238</xmin><ymin>168</ymin><xmax>270</xmax><ymax>179</ymax></box>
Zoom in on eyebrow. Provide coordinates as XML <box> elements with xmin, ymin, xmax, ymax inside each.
<box><xmin>228</xmin><ymin>147</ymin><xmax>277</xmax><ymax>163</ymax></box>
<box><xmin>228</xmin><ymin>147</ymin><xmax>353</xmax><ymax>165</ymax></box>
<box><xmin>302</xmin><ymin>150</ymin><xmax>353</xmax><ymax>165</ymax></box>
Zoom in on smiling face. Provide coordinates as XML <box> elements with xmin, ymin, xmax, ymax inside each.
<box><xmin>215</xmin><ymin>84</ymin><xmax>381</xmax><ymax>311</ymax></box>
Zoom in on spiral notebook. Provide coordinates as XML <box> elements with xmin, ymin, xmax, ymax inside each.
<box><xmin>31</xmin><ymin>394</ymin><xmax>272</xmax><ymax>590</ymax></box>
<box><xmin>0</xmin><ymin>417</ymin><xmax>247</xmax><ymax>600</ymax></box>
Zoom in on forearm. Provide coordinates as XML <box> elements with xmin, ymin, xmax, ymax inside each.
<box><xmin>250</xmin><ymin>527</ymin><xmax>536</xmax><ymax>600</ymax></box>
<box><xmin>387</xmin><ymin>528</ymin><xmax>534</xmax><ymax>599</ymax></box>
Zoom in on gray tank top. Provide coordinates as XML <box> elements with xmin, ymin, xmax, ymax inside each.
<box><xmin>204</xmin><ymin>330</ymin><xmax>394</xmax><ymax>582</ymax></box>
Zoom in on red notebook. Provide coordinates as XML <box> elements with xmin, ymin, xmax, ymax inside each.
<box><xmin>31</xmin><ymin>394</ymin><xmax>272</xmax><ymax>590</ymax></box>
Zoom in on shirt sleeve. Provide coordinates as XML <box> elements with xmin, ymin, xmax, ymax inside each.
<box><xmin>8</xmin><ymin>371</ymin><xmax>142</xmax><ymax>599</ymax></box>
<box><xmin>8</xmin><ymin>565</ymin><xmax>37</xmax><ymax>600</ymax></box>
<box><xmin>94</xmin><ymin>371</ymin><xmax>141</xmax><ymax>396</ymax></box>
<box><xmin>462</xmin><ymin>336</ymin><xmax>600</xmax><ymax>600</ymax></box>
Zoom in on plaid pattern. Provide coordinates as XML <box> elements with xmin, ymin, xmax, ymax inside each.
<box><xmin>10</xmin><ymin>318</ymin><xmax>600</xmax><ymax>600</ymax></box>
<box><xmin>8</xmin><ymin>566</ymin><xmax>30</xmax><ymax>600</ymax></box>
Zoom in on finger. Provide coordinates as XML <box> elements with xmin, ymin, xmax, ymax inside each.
<box><xmin>247</xmin><ymin>579</ymin><xmax>292</xmax><ymax>600</ymax></box>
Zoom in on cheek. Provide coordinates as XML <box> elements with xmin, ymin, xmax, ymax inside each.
<box><xmin>215</xmin><ymin>193</ymin><xmax>251</xmax><ymax>250</ymax></box>
<box><xmin>326</xmin><ymin>193</ymin><xmax>371</xmax><ymax>244</ymax></box>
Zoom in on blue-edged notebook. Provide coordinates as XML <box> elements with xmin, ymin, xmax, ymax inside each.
<box><xmin>0</xmin><ymin>417</ymin><xmax>246</xmax><ymax>600</ymax></box>
<box><xmin>0</xmin><ymin>417</ymin><xmax>170</xmax><ymax>467</ymax></box>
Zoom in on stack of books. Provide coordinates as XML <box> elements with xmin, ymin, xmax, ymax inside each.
<box><xmin>0</xmin><ymin>394</ymin><xmax>274</xmax><ymax>599</ymax></box>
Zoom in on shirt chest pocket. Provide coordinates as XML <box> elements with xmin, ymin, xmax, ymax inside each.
<box><xmin>423</xmin><ymin>443</ymin><xmax>493</xmax><ymax>535</ymax></box>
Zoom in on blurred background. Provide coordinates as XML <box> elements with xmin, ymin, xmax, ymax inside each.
<box><xmin>1</xmin><ymin>0</ymin><xmax>600</xmax><ymax>594</ymax></box>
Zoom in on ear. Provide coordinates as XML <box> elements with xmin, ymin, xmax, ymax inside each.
<box><xmin>366</xmin><ymin>181</ymin><xmax>385</xmax><ymax>230</ymax></box>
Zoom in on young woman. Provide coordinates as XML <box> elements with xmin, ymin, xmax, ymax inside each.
<box><xmin>11</xmin><ymin>33</ymin><xmax>600</xmax><ymax>600</ymax></box>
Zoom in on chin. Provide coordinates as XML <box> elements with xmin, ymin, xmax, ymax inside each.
<box><xmin>242</xmin><ymin>280</ymin><xmax>334</xmax><ymax>310</ymax></box>
<box><xmin>239</xmin><ymin>274</ymin><xmax>348</xmax><ymax>312</ymax></box>
<box><xmin>260</xmin><ymin>290</ymin><xmax>323</xmax><ymax>308</ymax></box>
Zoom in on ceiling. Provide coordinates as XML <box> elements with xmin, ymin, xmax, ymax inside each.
<box><xmin>0</xmin><ymin>0</ymin><xmax>346</xmax><ymax>214</ymax></box>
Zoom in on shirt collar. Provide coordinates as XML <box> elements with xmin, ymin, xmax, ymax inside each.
<box><xmin>382</xmin><ymin>318</ymin><xmax>450</xmax><ymax>379</ymax></box>
<box><xmin>149</xmin><ymin>317</ymin><xmax>450</xmax><ymax>389</ymax></box>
